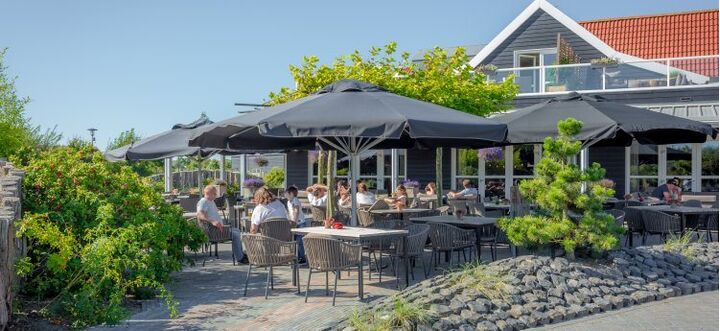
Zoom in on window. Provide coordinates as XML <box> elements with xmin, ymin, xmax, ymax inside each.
<box><xmin>665</xmin><ymin>143</ymin><xmax>693</xmax><ymax>191</ymax></box>
<box><xmin>514</xmin><ymin>48</ymin><xmax>557</xmax><ymax>93</ymax></box>
<box><xmin>628</xmin><ymin>143</ymin><xmax>658</xmax><ymax>193</ymax></box>
<box><xmin>309</xmin><ymin>150</ymin><xmax>405</xmax><ymax>191</ymax></box>
<box><xmin>701</xmin><ymin>140</ymin><xmax>719</xmax><ymax>192</ymax></box>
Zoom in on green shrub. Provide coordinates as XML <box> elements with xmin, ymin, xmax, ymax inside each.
<box><xmin>498</xmin><ymin>118</ymin><xmax>623</xmax><ymax>256</ymax></box>
<box><xmin>14</xmin><ymin>146</ymin><xmax>206</xmax><ymax>328</ymax></box>
<box><xmin>263</xmin><ymin>167</ymin><xmax>285</xmax><ymax>188</ymax></box>
<box><xmin>348</xmin><ymin>298</ymin><xmax>430</xmax><ymax>331</ymax></box>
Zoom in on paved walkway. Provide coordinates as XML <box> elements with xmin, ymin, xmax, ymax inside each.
<box><xmin>533</xmin><ymin>291</ymin><xmax>719</xmax><ymax>331</ymax></box>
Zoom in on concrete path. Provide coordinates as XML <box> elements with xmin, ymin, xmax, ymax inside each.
<box><xmin>533</xmin><ymin>291</ymin><xmax>719</xmax><ymax>331</ymax></box>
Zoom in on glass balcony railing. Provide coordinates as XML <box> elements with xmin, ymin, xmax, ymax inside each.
<box><xmin>488</xmin><ymin>55</ymin><xmax>719</xmax><ymax>95</ymax></box>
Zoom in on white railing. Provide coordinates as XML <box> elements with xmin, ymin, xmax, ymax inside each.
<box><xmin>487</xmin><ymin>55</ymin><xmax>719</xmax><ymax>95</ymax></box>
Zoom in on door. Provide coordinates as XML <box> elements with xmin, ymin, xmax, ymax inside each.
<box><xmin>517</xmin><ymin>54</ymin><xmax>540</xmax><ymax>93</ymax></box>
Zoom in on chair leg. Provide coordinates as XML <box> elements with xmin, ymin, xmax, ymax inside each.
<box><xmin>394</xmin><ymin>256</ymin><xmax>401</xmax><ymax>289</ymax></box>
<box><xmin>325</xmin><ymin>271</ymin><xmax>329</xmax><ymax>296</ymax></box>
<box><xmin>305</xmin><ymin>270</ymin><xmax>313</xmax><ymax>303</ymax></box>
<box><xmin>243</xmin><ymin>264</ymin><xmax>252</xmax><ymax>296</ymax></box>
<box><xmin>462</xmin><ymin>249</ymin><xmax>467</xmax><ymax>263</ymax></box>
<box><xmin>332</xmin><ymin>270</ymin><xmax>339</xmax><ymax>306</ymax></box>
<box><xmin>265</xmin><ymin>268</ymin><xmax>272</xmax><ymax>299</ymax></box>
<box><xmin>410</xmin><ymin>257</ymin><xmax>415</xmax><ymax>281</ymax></box>
<box><xmin>270</xmin><ymin>267</ymin><xmax>274</xmax><ymax>290</ymax></box>
<box><xmin>295</xmin><ymin>261</ymin><xmax>300</xmax><ymax>294</ymax></box>
<box><xmin>420</xmin><ymin>253</ymin><xmax>429</xmax><ymax>278</ymax></box>
<box><xmin>215</xmin><ymin>242</ymin><xmax>219</xmax><ymax>258</ymax></box>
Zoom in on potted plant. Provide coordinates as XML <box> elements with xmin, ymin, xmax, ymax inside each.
<box><xmin>402</xmin><ymin>179</ymin><xmax>420</xmax><ymax>198</ymax></box>
<box><xmin>254</xmin><ymin>154</ymin><xmax>269</xmax><ymax>167</ymax></box>
<box><xmin>243</xmin><ymin>177</ymin><xmax>264</xmax><ymax>199</ymax></box>
<box><xmin>590</xmin><ymin>57</ymin><xmax>620</xmax><ymax>69</ymax></box>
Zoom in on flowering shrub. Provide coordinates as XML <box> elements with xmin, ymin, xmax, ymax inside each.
<box><xmin>243</xmin><ymin>177</ymin><xmax>265</xmax><ymax>188</ymax></box>
<box><xmin>14</xmin><ymin>146</ymin><xmax>205</xmax><ymax>328</ymax></box>
<box><xmin>401</xmin><ymin>179</ymin><xmax>420</xmax><ymax>188</ymax></box>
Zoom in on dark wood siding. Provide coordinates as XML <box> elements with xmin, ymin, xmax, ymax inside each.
<box><xmin>285</xmin><ymin>151</ymin><xmax>308</xmax><ymax>188</ymax></box>
<box><xmin>483</xmin><ymin>10</ymin><xmax>605</xmax><ymax>68</ymax></box>
<box><xmin>407</xmin><ymin>148</ymin><xmax>452</xmax><ymax>190</ymax></box>
<box><xmin>589</xmin><ymin>146</ymin><xmax>625</xmax><ymax>198</ymax></box>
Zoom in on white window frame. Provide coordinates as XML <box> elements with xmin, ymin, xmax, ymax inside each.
<box><xmin>308</xmin><ymin>150</ymin><xmax>406</xmax><ymax>191</ymax></box>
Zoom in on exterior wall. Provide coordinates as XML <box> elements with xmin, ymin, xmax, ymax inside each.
<box><xmin>286</xmin><ymin>151</ymin><xmax>309</xmax><ymax>188</ymax></box>
<box><xmin>513</xmin><ymin>86</ymin><xmax>720</xmax><ymax>108</ymax></box>
<box><xmin>406</xmin><ymin>148</ymin><xmax>452</xmax><ymax>189</ymax></box>
<box><xmin>482</xmin><ymin>9</ymin><xmax>605</xmax><ymax>67</ymax></box>
<box><xmin>589</xmin><ymin>146</ymin><xmax>626</xmax><ymax>198</ymax></box>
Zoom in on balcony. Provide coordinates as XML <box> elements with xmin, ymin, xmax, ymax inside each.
<box><xmin>486</xmin><ymin>55</ymin><xmax>719</xmax><ymax>95</ymax></box>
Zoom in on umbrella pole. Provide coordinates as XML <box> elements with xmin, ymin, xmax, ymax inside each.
<box><xmin>580</xmin><ymin>148</ymin><xmax>589</xmax><ymax>192</ymax></box>
<box><xmin>350</xmin><ymin>152</ymin><xmax>359</xmax><ymax>226</ymax></box>
<box><xmin>219</xmin><ymin>155</ymin><xmax>226</xmax><ymax>181</ymax></box>
<box><xmin>164</xmin><ymin>157</ymin><xmax>172</xmax><ymax>193</ymax></box>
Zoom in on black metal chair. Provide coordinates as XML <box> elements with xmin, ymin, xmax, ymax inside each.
<box><xmin>641</xmin><ymin>210</ymin><xmax>682</xmax><ymax>243</ymax></box>
<box><xmin>389</xmin><ymin>224</ymin><xmax>430</xmax><ymax>287</ymax></box>
<box><xmin>706</xmin><ymin>213</ymin><xmax>719</xmax><ymax>242</ymax></box>
<box><xmin>607</xmin><ymin>209</ymin><xmax>626</xmax><ymax>228</ymax></box>
<box><xmin>622</xmin><ymin>207</ymin><xmax>645</xmax><ymax>246</ymax></box>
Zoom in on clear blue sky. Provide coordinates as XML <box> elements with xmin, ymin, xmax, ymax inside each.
<box><xmin>2</xmin><ymin>0</ymin><xmax>716</xmax><ymax>149</ymax></box>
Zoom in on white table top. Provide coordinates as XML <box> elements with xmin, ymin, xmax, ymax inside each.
<box><xmin>370</xmin><ymin>208</ymin><xmax>431</xmax><ymax>214</ymax></box>
<box><xmin>410</xmin><ymin>215</ymin><xmax>497</xmax><ymax>227</ymax></box>
<box><xmin>182</xmin><ymin>212</ymin><xmax>196</xmax><ymax>219</ymax></box>
<box><xmin>291</xmin><ymin>226</ymin><xmax>408</xmax><ymax>239</ymax></box>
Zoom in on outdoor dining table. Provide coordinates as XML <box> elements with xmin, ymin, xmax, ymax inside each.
<box><xmin>409</xmin><ymin>215</ymin><xmax>509</xmax><ymax>260</ymax></box>
<box><xmin>626</xmin><ymin>205</ymin><xmax>719</xmax><ymax>234</ymax></box>
<box><xmin>291</xmin><ymin>226</ymin><xmax>410</xmax><ymax>299</ymax></box>
<box><xmin>182</xmin><ymin>212</ymin><xmax>196</xmax><ymax>219</ymax></box>
<box><xmin>369</xmin><ymin>208</ymin><xmax>431</xmax><ymax>220</ymax></box>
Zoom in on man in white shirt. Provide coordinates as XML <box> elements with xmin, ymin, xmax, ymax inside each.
<box><xmin>448</xmin><ymin>179</ymin><xmax>479</xmax><ymax>200</ymax></box>
<box><xmin>196</xmin><ymin>185</ymin><xmax>225</xmax><ymax>233</ymax></box>
<box><xmin>306</xmin><ymin>184</ymin><xmax>328</xmax><ymax>206</ymax></box>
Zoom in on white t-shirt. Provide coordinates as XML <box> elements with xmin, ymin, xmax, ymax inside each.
<box><xmin>286</xmin><ymin>197</ymin><xmax>306</xmax><ymax>225</ymax></box>
<box><xmin>251</xmin><ymin>200</ymin><xmax>289</xmax><ymax>226</ymax></box>
<box><xmin>458</xmin><ymin>187</ymin><xmax>479</xmax><ymax>198</ymax></box>
<box><xmin>307</xmin><ymin>193</ymin><xmax>327</xmax><ymax>207</ymax></box>
<box><xmin>356</xmin><ymin>192</ymin><xmax>376</xmax><ymax>205</ymax></box>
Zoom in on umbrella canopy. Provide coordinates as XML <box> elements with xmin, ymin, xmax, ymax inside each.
<box><xmin>190</xmin><ymin>79</ymin><xmax>508</xmax><ymax>225</ymax></box>
<box><xmin>493</xmin><ymin>92</ymin><xmax>717</xmax><ymax>146</ymax></box>
<box><xmin>189</xmin><ymin>79</ymin><xmax>508</xmax><ymax>151</ymax></box>
<box><xmin>105</xmin><ymin>115</ymin><xmax>225</xmax><ymax>161</ymax></box>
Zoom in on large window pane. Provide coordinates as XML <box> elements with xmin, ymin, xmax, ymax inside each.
<box><xmin>336</xmin><ymin>152</ymin><xmax>350</xmax><ymax>177</ymax></box>
<box><xmin>359</xmin><ymin>151</ymin><xmax>377</xmax><ymax>176</ymax></box>
<box><xmin>481</xmin><ymin>147</ymin><xmax>505</xmax><ymax>176</ymax></box>
<box><xmin>702</xmin><ymin>141</ymin><xmax>719</xmax><ymax>176</ymax></box>
<box><xmin>701</xmin><ymin>179</ymin><xmax>719</xmax><ymax>192</ymax></box>
<box><xmin>666</xmin><ymin>144</ymin><xmax>692</xmax><ymax>176</ymax></box>
<box><xmin>513</xmin><ymin>145</ymin><xmax>535</xmax><ymax>176</ymax></box>
<box><xmin>630</xmin><ymin>143</ymin><xmax>658</xmax><ymax>176</ymax></box>
<box><xmin>456</xmin><ymin>149</ymin><xmax>478</xmax><ymax>176</ymax></box>
<box><xmin>485</xmin><ymin>178</ymin><xmax>505</xmax><ymax>199</ymax></box>
<box><xmin>630</xmin><ymin>178</ymin><xmax>658</xmax><ymax>194</ymax></box>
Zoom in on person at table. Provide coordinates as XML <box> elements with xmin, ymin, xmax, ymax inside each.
<box><xmin>356</xmin><ymin>182</ymin><xmax>376</xmax><ymax>206</ymax></box>
<box><xmin>232</xmin><ymin>187</ymin><xmax>288</xmax><ymax>264</ymax></box>
<box><xmin>384</xmin><ymin>184</ymin><xmax>408</xmax><ymax>209</ymax></box>
<box><xmin>338</xmin><ymin>186</ymin><xmax>352</xmax><ymax>209</ymax></box>
<box><xmin>305</xmin><ymin>184</ymin><xmax>328</xmax><ymax>207</ymax></box>
<box><xmin>447</xmin><ymin>179</ymin><xmax>479</xmax><ymax>200</ymax></box>
<box><xmin>424</xmin><ymin>181</ymin><xmax>437</xmax><ymax>196</ymax></box>
<box><xmin>285</xmin><ymin>185</ymin><xmax>307</xmax><ymax>262</ymax></box>
<box><xmin>652</xmin><ymin>179</ymin><xmax>680</xmax><ymax>204</ymax></box>
<box><xmin>671</xmin><ymin>177</ymin><xmax>684</xmax><ymax>200</ymax></box>
<box><xmin>196</xmin><ymin>185</ymin><xmax>226</xmax><ymax>233</ymax></box>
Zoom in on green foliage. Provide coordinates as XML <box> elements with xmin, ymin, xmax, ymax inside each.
<box><xmin>268</xmin><ymin>42</ymin><xmax>518</xmax><ymax>116</ymax></box>
<box><xmin>0</xmin><ymin>48</ymin><xmax>33</xmax><ymax>157</ymax></box>
<box><xmin>17</xmin><ymin>145</ymin><xmax>205</xmax><ymax>328</ymax></box>
<box><xmin>106</xmin><ymin>128</ymin><xmax>140</xmax><ymax>150</ymax></box>
<box><xmin>348</xmin><ymin>298</ymin><xmax>430</xmax><ymax>331</ymax></box>
<box><xmin>263</xmin><ymin>167</ymin><xmax>285</xmax><ymax>188</ymax></box>
<box><xmin>663</xmin><ymin>232</ymin><xmax>702</xmax><ymax>264</ymax></box>
<box><xmin>450</xmin><ymin>262</ymin><xmax>509</xmax><ymax>300</ymax></box>
<box><xmin>498</xmin><ymin>118</ymin><xmax>623</xmax><ymax>255</ymax></box>
<box><xmin>106</xmin><ymin>129</ymin><xmax>163</xmax><ymax>177</ymax></box>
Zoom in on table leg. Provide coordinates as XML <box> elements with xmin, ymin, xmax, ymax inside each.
<box><xmin>404</xmin><ymin>236</ymin><xmax>409</xmax><ymax>288</ymax></box>
<box><xmin>681</xmin><ymin>214</ymin><xmax>687</xmax><ymax>235</ymax></box>
<box><xmin>358</xmin><ymin>258</ymin><xmax>364</xmax><ymax>300</ymax></box>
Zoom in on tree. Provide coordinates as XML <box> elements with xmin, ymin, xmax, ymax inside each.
<box><xmin>106</xmin><ymin>129</ymin><xmax>162</xmax><ymax>177</ymax></box>
<box><xmin>0</xmin><ymin>48</ymin><xmax>32</xmax><ymax>157</ymax></box>
<box><xmin>498</xmin><ymin>118</ymin><xmax>623</xmax><ymax>257</ymax></box>
<box><xmin>106</xmin><ymin>128</ymin><xmax>141</xmax><ymax>150</ymax></box>
<box><xmin>263</xmin><ymin>167</ymin><xmax>285</xmax><ymax>188</ymax></box>
<box><xmin>270</xmin><ymin>42</ymin><xmax>519</xmax><ymax>196</ymax></box>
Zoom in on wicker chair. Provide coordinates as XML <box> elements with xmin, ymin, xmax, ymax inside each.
<box><xmin>625</xmin><ymin>200</ymin><xmax>644</xmax><ymax>207</ymax></box>
<box><xmin>303</xmin><ymin>236</ymin><xmax>362</xmax><ymax>306</ymax></box>
<box><xmin>623</xmin><ymin>207</ymin><xmax>646</xmax><ymax>246</ymax></box>
<box><xmin>259</xmin><ymin>218</ymin><xmax>294</xmax><ymax>242</ymax></box>
<box><xmin>368</xmin><ymin>199</ymin><xmax>389</xmax><ymax>211</ymax></box>
<box><xmin>607</xmin><ymin>209</ymin><xmax>626</xmax><ymax>228</ymax></box>
<box><xmin>706</xmin><ymin>213</ymin><xmax>718</xmax><ymax>242</ymax></box>
<box><xmin>357</xmin><ymin>208</ymin><xmax>374</xmax><ymax>227</ymax></box>
<box><xmin>310</xmin><ymin>206</ymin><xmax>326</xmax><ymax>226</ymax></box>
<box><xmin>192</xmin><ymin>218</ymin><xmax>232</xmax><ymax>265</ymax></box>
<box><xmin>241</xmin><ymin>234</ymin><xmax>299</xmax><ymax>299</ymax></box>
<box><xmin>641</xmin><ymin>210</ymin><xmax>682</xmax><ymax>242</ymax></box>
<box><xmin>467</xmin><ymin>200</ymin><xmax>485</xmax><ymax>216</ymax></box>
<box><xmin>389</xmin><ymin>224</ymin><xmax>430</xmax><ymax>287</ymax></box>
<box><xmin>447</xmin><ymin>199</ymin><xmax>468</xmax><ymax>215</ymax></box>
<box><xmin>428</xmin><ymin>222</ymin><xmax>476</xmax><ymax>269</ymax></box>
<box><xmin>436</xmin><ymin>206</ymin><xmax>450</xmax><ymax>216</ymax></box>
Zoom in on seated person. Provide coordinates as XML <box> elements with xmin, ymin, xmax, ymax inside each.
<box><xmin>356</xmin><ymin>182</ymin><xmax>376</xmax><ymax>206</ymax></box>
<box><xmin>424</xmin><ymin>181</ymin><xmax>437</xmax><ymax>196</ymax></box>
<box><xmin>305</xmin><ymin>184</ymin><xmax>328</xmax><ymax>207</ymax></box>
<box><xmin>448</xmin><ymin>179</ymin><xmax>479</xmax><ymax>200</ymax></box>
<box><xmin>652</xmin><ymin>179</ymin><xmax>680</xmax><ymax>203</ymax></box>
<box><xmin>338</xmin><ymin>186</ymin><xmax>352</xmax><ymax>208</ymax></box>
<box><xmin>384</xmin><ymin>185</ymin><xmax>408</xmax><ymax>209</ymax></box>
<box><xmin>231</xmin><ymin>187</ymin><xmax>288</xmax><ymax>264</ymax></box>
<box><xmin>196</xmin><ymin>185</ymin><xmax>226</xmax><ymax>233</ymax></box>
<box><xmin>285</xmin><ymin>186</ymin><xmax>307</xmax><ymax>262</ymax></box>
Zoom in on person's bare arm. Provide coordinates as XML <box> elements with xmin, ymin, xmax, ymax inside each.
<box><xmin>250</xmin><ymin>223</ymin><xmax>259</xmax><ymax>234</ymax></box>
<box><xmin>197</xmin><ymin>209</ymin><xmax>224</xmax><ymax>232</ymax></box>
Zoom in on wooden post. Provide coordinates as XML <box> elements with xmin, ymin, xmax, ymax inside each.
<box><xmin>0</xmin><ymin>162</ymin><xmax>25</xmax><ymax>330</ymax></box>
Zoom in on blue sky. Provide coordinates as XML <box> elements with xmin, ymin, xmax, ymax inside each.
<box><xmin>2</xmin><ymin>0</ymin><xmax>716</xmax><ymax>149</ymax></box>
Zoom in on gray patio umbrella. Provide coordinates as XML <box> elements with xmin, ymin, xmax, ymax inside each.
<box><xmin>105</xmin><ymin>115</ymin><xmax>222</xmax><ymax>161</ymax></box>
<box><xmin>190</xmin><ymin>79</ymin><xmax>508</xmax><ymax>225</ymax></box>
<box><xmin>493</xmin><ymin>92</ymin><xmax>717</xmax><ymax>146</ymax></box>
